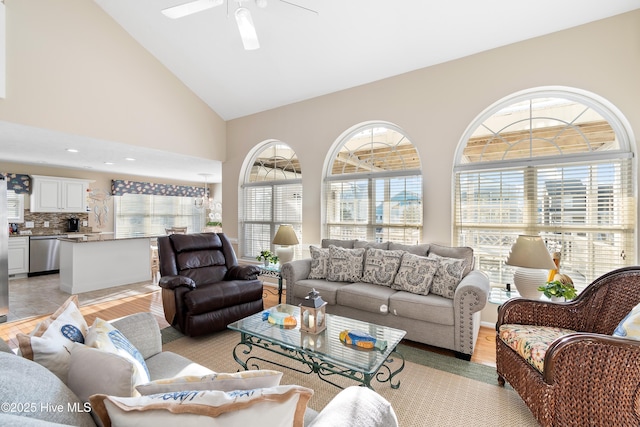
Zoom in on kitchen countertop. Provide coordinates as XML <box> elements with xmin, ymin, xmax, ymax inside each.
<box><xmin>57</xmin><ymin>233</ymin><xmax>160</xmax><ymax>243</ymax></box>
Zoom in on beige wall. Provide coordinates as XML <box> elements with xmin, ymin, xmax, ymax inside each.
<box><xmin>224</xmin><ymin>11</ymin><xmax>640</xmax><ymax>323</ymax></box>
<box><xmin>0</xmin><ymin>0</ymin><xmax>225</xmax><ymax>161</ymax></box>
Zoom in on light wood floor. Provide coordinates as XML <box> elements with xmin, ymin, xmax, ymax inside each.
<box><xmin>0</xmin><ymin>280</ymin><xmax>497</xmax><ymax>367</ymax></box>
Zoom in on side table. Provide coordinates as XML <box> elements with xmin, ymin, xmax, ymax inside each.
<box><xmin>258</xmin><ymin>265</ymin><xmax>283</xmax><ymax>304</ymax></box>
<box><xmin>488</xmin><ymin>287</ymin><xmax>520</xmax><ymax>305</ymax></box>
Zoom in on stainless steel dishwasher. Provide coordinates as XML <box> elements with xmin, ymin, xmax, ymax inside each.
<box><xmin>29</xmin><ymin>235</ymin><xmax>63</xmax><ymax>276</ymax></box>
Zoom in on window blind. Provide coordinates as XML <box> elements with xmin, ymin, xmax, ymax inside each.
<box><xmin>454</xmin><ymin>158</ymin><xmax>634</xmax><ymax>291</ymax></box>
<box><xmin>325</xmin><ymin>174</ymin><xmax>422</xmax><ymax>244</ymax></box>
<box><xmin>114</xmin><ymin>193</ymin><xmax>205</xmax><ymax>238</ymax></box>
<box><xmin>242</xmin><ymin>182</ymin><xmax>302</xmax><ymax>259</ymax></box>
<box><xmin>7</xmin><ymin>190</ymin><xmax>24</xmax><ymax>222</ymax></box>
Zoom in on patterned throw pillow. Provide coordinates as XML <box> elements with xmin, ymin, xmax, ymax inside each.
<box><xmin>392</xmin><ymin>252</ymin><xmax>439</xmax><ymax>295</ymax></box>
<box><xmin>16</xmin><ymin>295</ymin><xmax>88</xmax><ymax>383</ymax></box>
<box><xmin>308</xmin><ymin>246</ymin><xmax>330</xmax><ymax>279</ymax></box>
<box><xmin>613</xmin><ymin>302</ymin><xmax>640</xmax><ymax>339</ymax></box>
<box><xmin>362</xmin><ymin>248</ymin><xmax>404</xmax><ymax>287</ymax></box>
<box><xmin>326</xmin><ymin>245</ymin><xmax>365</xmax><ymax>282</ymax></box>
<box><xmin>136</xmin><ymin>370</ymin><xmax>283</xmax><ymax>395</ymax></box>
<box><xmin>428</xmin><ymin>254</ymin><xmax>467</xmax><ymax>299</ymax></box>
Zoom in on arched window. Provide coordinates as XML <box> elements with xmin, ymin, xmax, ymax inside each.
<box><xmin>453</xmin><ymin>88</ymin><xmax>635</xmax><ymax>291</ymax></box>
<box><xmin>324</xmin><ymin>122</ymin><xmax>422</xmax><ymax>244</ymax></box>
<box><xmin>240</xmin><ymin>141</ymin><xmax>302</xmax><ymax>259</ymax></box>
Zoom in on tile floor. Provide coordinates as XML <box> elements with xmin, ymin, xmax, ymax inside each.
<box><xmin>4</xmin><ymin>273</ymin><xmax>158</xmax><ymax>322</ymax></box>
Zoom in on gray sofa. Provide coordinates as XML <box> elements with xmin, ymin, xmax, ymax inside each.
<box><xmin>0</xmin><ymin>312</ymin><xmax>397</xmax><ymax>427</ymax></box>
<box><xmin>281</xmin><ymin>239</ymin><xmax>490</xmax><ymax>360</ymax></box>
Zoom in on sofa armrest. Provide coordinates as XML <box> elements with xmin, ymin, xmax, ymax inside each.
<box><xmin>226</xmin><ymin>264</ymin><xmax>260</xmax><ymax>280</ymax></box>
<box><xmin>281</xmin><ymin>259</ymin><xmax>312</xmax><ymax>305</ymax></box>
<box><xmin>454</xmin><ymin>270</ymin><xmax>490</xmax><ymax>313</ymax></box>
<box><xmin>110</xmin><ymin>312</ymin><xmax>163</xmax><ymax>360</ymax></box>
<box><xmin>307</xmin><ymin>386</ymin><xmax>398</xmax><ymax>427</ymax></box>
<box><xmin>159</xmin><ymin>275</ymin><xmax>196</xmax><ymax>290</ymax></box>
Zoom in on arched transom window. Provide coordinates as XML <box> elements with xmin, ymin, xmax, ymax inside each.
<box><xmin>324</xmin><ymin>123</ymin><xmax>422</xmax><ymax>244</ymax></box>
<box><xmin>241</xmin><ymin>141</ymin><xmax>302</xmax><ymax>259</ymax></box>
<box><xmin>454</xmin><ymin>88</ymin><xmax>635</xmax><ymax>291</ymax></box>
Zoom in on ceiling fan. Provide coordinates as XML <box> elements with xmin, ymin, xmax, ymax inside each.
<box><xmin>161</xmin><ymin>0</ymin><xmax>317</xmax><ymax>51</ymax></box>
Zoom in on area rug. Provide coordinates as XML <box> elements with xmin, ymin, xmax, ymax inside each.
<box><xmin>162</xmin><ymin>328</ymin><xmax>538</xmax><ymax>426</ymax></box>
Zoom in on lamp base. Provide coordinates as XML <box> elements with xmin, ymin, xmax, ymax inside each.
<box><xmin>276</xmin><ymin>246</ymin><xmax>294</xmax><ymax>264</ymax></box>
<box><xmin>513</xmin><ymin>267</ymin><xmax>547</xmax><ymax>299</ymax></box>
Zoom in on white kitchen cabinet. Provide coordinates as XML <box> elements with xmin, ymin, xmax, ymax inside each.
<box><xmin>30</xmin><ymin>175</ymin><xmax>91</xmax><ymax>213</ymax></box>
<box><xmin>8</xmin><ymin>236</ymin><xmax>29</xmax><ymax>275</ymax></box>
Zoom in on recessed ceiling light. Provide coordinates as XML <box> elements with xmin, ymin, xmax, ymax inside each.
<box><xmin>66</xmin><ymin>148</ymin><xmax>79</xmax><ymax>153</ymax></box>
<box><xmin>125</xmin><ymin>157</ymin><xmax>136</xmax><ymax>161</ymax></box>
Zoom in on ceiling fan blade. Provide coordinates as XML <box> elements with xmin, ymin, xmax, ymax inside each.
<box><xmin>279</xmin><ymin>0</ymin><xmax>318</xmax><ymax>15</ymax></box>
<box><xmin>161</xmin><ymin>0</ymin><xmax>224</xmax><ymax>19</ymax></box>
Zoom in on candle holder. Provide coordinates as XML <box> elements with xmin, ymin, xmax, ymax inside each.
<box><xmin>299</xmin><ymin>288</ymin><xmax>327</xmax><ymax>334</ymax></box>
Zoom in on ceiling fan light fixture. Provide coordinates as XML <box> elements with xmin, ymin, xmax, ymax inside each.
<box><xmin>235</xmin><ymin>7</ymin><xmax>260</xmax><ymax>50</ymax></box>
<box><xmin>255</xmin><ymin>0</ymin><xmax>268</xmax><ymax>8</ymax></box>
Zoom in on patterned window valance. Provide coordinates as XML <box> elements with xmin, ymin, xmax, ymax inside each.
<box><xmin>1</xmin><ymin>173</ymin><xmax>31</xmax><ymax>194</ymax></box>
<box><xmin>111</xmin><ymin>179</ymin><xmax>205</xmax><ymax>197</ymax></box>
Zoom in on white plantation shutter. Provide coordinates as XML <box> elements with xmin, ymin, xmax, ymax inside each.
<box><xmin>454</xmin><ymin>90</ymin><xmax>635</xmax><ymax>292</ymax></box>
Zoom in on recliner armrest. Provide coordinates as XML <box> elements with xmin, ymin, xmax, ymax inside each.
<box><xmin>159</xmin><ymin>275</ymin><xmax>196</xmax><ymax>290</ymax></box>
<box><xmin>226</xmin><ymin>265</ymin><xmax>260</xmax><ymax>281</ymax></box>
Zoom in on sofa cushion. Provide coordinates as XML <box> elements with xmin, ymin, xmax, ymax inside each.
<box><xmin>388</xmin><ymin>242</ymin><xmax>430</xmax><ymax>256</ymax></box>
<box><xmin>428</xmin><ymin>254</ymin><xmax>468</xmax><ymax>299</ymax></box>
<box><xmin>16</xmin><ymin>295</ymin><xmax>88</xmax><ymax>383</ymax></box>
<box><xmin>0</xmin><ymin>352</ymin><xmax>95</xmax><ymax>427</ymax></box>
<box><xmin>327</xmin><ymin>246</ymin><xmax>365</xmax><ymax>282</ymax></box>
<box><xmin>68</xmin><ymin>345</ymin><xmax>142</xmax><ymax>403</ymax></box>
<box><xmin>145</xmin><ymin>350</ymin><xmax>214</xmax><ymax>380</ymax></box>
<box><xmin>293</xmin><ymin>279</ymin><xmax>346</xmax><ymax>305</ymax></box>
<box><xmin>388</xmin><ymin>291</ymin><xmax>454</xmax><ymax>325</ymax></box>
<box><xmin>498</xmin><ymin>324</ymin><xmax>576</xmax><ymax>373</ymax></box>
<box><xmin>354</xmin><ymin>240</ymin><xmax>389</xmax><ymax>250</ymax></box>
<box><xmin>391</xmin><ymin>252</ymin><xmax>439</xmax><ymax>295</ymax></box>
<box><xmin>321</xmin><ymin>239</ymin><xmax>355</xmax><ymax>249</ymax></box>
<box><xmin>136</xmin><ymin>370</ymin><xmax>283</xmax><ymax>395</ymax></box>
<box><xmin>85</xmin><ymin>317</ymin><xmax>150</xmax><ymax>388</ymax></box>
<box><xmin>308</xmin><ymin>246</ymin><xmax>330</xmax><ymax>279</ymax></box>
<box><xmin>91</xmin><ymin>385</ymin><xmax>313</xmax><ymax>427</ymax></box>
<box><xmin>428</xmin><ymin>244</ymin><xmax>474</xmax><ymax>276</ymax></box>
<box><xmin>336</xmin><ymin>283</ymin><xmax>396</xmax><ymax>315</ymax></box>
<box><xmin>362</xmin><ymin>248</ymin><xmax>404</xmax><ymax>287</ymax></box>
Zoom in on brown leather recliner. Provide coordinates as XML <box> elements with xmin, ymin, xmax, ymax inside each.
<box><xmin>157</xmin><ymin>232</ymin><xmax>263</xmax><ymax>337</ymax></box>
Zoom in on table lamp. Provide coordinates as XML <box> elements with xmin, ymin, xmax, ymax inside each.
<box><xmin>505</xmin><ymin>235</ymin><xmax>556</xmax><ymax>299</ymax></box>
<box><xmin>272</xmin><ymin>224</ymin><xmax>299</xmax><ymax>264</ymax></box>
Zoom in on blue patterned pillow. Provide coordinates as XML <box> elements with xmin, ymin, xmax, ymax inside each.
<box><xmin>613</xmin><ymin>302</ymin><xmax>640</xmax><ymax>339</ymax></box>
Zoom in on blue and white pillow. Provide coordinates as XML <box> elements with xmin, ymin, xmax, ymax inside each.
<box><xmin>613</xmin><ymin>302</ymin><xmax>640</xmax><ymax>339</ymax></box>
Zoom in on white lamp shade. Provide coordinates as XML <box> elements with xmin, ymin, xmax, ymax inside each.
<box><xmin>505</xmin><ymin>235</ymin><xmax>556</xmax><ymax>269</ymax></box>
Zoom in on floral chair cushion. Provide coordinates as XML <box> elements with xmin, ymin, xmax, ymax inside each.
<box><xmin>498</xmin><ymin>324</ymin><xmax>576</xmax><ymax>373</ymax></box>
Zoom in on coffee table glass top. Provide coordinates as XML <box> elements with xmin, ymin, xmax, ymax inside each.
<box><xmin>228</xmin><ymin>304</ymin><xmax>406</xmax><ymax>374</ymax></box>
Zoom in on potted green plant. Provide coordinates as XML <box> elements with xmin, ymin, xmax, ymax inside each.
<box><xmin>537</xmin><ymin>279</ymin><xmax>577</xmax><ymax>301</ymax></box>
<box><xmin>256</xmin><ymin>250</ymin><xmax>279</xmax><ymax>266</ymax></box>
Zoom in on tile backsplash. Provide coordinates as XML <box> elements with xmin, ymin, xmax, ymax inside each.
<box><xmin>14</xmin><ymin>210</ymin><xmax>91</xmax><ymax>236</ymax></box>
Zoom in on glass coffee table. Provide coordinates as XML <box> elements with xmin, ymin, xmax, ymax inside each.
<box><xmin>228</xmin><ymin>304</ymin><xmax>406</xmax><ymax>390</ymax></box>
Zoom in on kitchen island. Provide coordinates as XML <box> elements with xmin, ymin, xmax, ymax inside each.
<box><xmin>58</xmin><ymin>234</ymin><xmax>154</xmax><ymax>294</ymax></box>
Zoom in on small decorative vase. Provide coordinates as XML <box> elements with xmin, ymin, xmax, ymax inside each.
<box><xmin>263</xmin><ymin>259</ymin><xmax>269</xmax><ymax>267</ymax></box>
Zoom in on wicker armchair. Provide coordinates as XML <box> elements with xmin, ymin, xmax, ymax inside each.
<box><xmin>496</xmin><ymin>266</ymin><xmax>640</xmax><ymax>426</ymax></box>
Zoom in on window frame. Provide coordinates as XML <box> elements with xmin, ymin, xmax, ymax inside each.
<box><xmin>453</xmin><ymin>86</ymin><xmax>636</xmax><ymax>291</ymax></box>
<box><xmin>7</xmin><ymin>190</ymin><xmax>24</xmax><ymax>223</ymax></box>
<box><xmin>323</xmin><ymin>122</ymin><xmax>423</xmax><ymax>244</ymax></box>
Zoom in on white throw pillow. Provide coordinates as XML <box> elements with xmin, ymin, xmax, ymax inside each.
<box><xmin>90</xmin><ymin>385</ymin><xmax>313</xmax><ymax>427</ymax></box>
<box><xmin>613</xmin><ymin>302</ymin><xmax>640</xmax><ymax>339</ymax></box>
<box><xmin>85</xmin><ymin>318</ymin><xmax>150</xmax><ymax>388</ymax></box>
<box><xmin>16</xmin><ymin>295</ymin><xmax>88</xmax><ymax>383</ymax></box>
<box><xmin>136</xmin><ymin>370</ymin><xmax>283</xmax><ymax>395</ymax></box>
